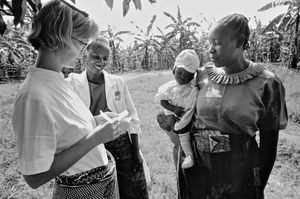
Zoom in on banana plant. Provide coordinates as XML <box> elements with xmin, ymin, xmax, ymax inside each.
<box><xmin>118</xmin><ymin>44</ymin><xmax>140</xmax><ymax>71</ymax></box>
<box><xmin>153</xmin><ymin>26</ymin><xmax>178</xmax><ymax>69</ymax></box>
<box><xmin>0</xmin><ymin>34</ymin><xmax>35</xmax><ymax>62</ymax></box>
<box><xmin>100</xmin><ymin>25</ymin><xmax>131</xmax><ymax>71</ymax></box>
<box><xmin>0</xmin><ymin>0</ymin><xmax>41</xmax><ymax>35</ymax></box>
<box><xmin>0</xmin><ymin>0</ymin><xmax>157</xmax><ymax>35</ymax></box>
<box><xmin>0</xmin><ymin>33</ymin><xmax>36</xmax><ymax>80</ymax></box>
<box><xmin>258</xmin><ymin>0</ymin><xmax>300</xmax><ymax>68</ymax></box>
<box><xmin>131</xmin><ymin>15</ymin><xmax>159</xmax><ymax>70</ymax></box>
<box><xmin>105</xmin><ymin>0</ymin><xmax>156</xmax><ymax>16</ymax></box>
<box><xmin>163</xmin><ymin>6</ymin><xmax>201</xmax><ymax>53</ymax></box>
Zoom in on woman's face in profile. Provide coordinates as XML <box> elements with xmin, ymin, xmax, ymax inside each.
<box><xmin>208</xmin><ymin>24</ymin><xmax>238</xmax><ymax>67</ymax></box>
<box><xmin>63</xmin><ymin>37</ymin><xmax>88</xmax><ymax>66</ymax></box>
<box><xmin>86</xmin><ymin>47</ymin><xmax>110</xmax><ymax>74</ymax></box>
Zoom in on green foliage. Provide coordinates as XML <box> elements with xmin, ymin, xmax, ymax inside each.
<box><xmin>0</xmin><ymin>0</ymin><xmax>41</xmax><ymax>35</ymax></box>
<box><xmin>91</xmin><ymin>6</ymin><xmax>208</xmax><ymax>73</ymax></box>
<box><xmin>0</xmin><ymin>32</ymin><xmax>36</xmax><ymax>81</ymax></box>
<box><xmin>100</xmin><ymin>25</ymin><xmax>132</xmax><ymax>72</ymax></box>
<box><xmin>105</xmin><ymin>0</ymin><xmax>155</xmax><ymax>17</ymax></box>
<box><xmin>245</xmin><ymin>16</ymin><xmax>300</xmax><ymax>68</ymax></box>
<box><xmin>163</xmin><ymin>6</ymin><xmax>202</xmax><ymax>53</ymax></box>
<box><xmin>130</xmin><ymin>15</ymin><xmax>159</xmax><ymax>70</ymax></box>
<box><xmin>0</xmin><ymin>0</ymin><xmax>156</xmax><ymax>35</ymax></box>
<box><xmin>4</xmin><ymin>3</ymin><xmax>300</xmax><ymax>79</ymax></box>
<box><xmin>258</xmin><ymin>0</ymin><xmax>300</xmax><ymax>68</ymax></box>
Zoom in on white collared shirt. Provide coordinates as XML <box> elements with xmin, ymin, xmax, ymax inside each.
<box><xmin>12</xmin><ymin>67</ymin><xmax>108</xmax><ymax>175</ymax></box>
<box><xmin>66</xmin><ymin>70</ymin><xmax>142</xmax><ymax>135</ymax></box>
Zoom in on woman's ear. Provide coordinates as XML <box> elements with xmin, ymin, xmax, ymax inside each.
<box><xmin>236</xmin><ymin>35</ymin><xmax>245</xmax><ymax>49</ymax></box>
<box><xmin>196</xmin><ymin>70</ymin><xmax>201</xmax><ymax>83</ymax></box>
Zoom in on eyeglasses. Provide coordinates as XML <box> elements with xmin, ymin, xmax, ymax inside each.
<box><xmin>72</xmin><ymin>36</ymin><xmax>87</xmax><ymax>46</ymax></box>
<box><xmin>72</xmin><ymin>37</ymin><xmax>88</xmax><ymax>54</ymax></box>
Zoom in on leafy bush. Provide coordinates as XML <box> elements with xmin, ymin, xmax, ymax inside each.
<box><xmin>0</xmin><ymin>35</ymin><xmax>36</xmax><ymax>81</ymax></box>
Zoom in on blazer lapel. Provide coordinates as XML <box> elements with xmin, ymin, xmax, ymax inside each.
<box><xmin>75</xmin><ymin>70</ymin><xmax>91</xmax><ymax>108</ymax></box>
<box><xmin>103</xmin><ymin>70</ymin><xmax>118</xmax><ymax>112</ymax></box>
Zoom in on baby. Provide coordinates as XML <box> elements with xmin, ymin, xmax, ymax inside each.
<box><xmin>155</xmin><ymin>49</ymin><xmax>199</xmax><ymax>169</ymax></box>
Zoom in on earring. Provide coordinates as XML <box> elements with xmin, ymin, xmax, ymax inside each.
<box><xmin>38</xmin><ymin>39</ymin><xmax>45</xmax><ymax>48</ymax></box>
<box><xmin>244</xmin><ymin>43</ymin><xmax>250</xmax><ymax>50</ymax></box>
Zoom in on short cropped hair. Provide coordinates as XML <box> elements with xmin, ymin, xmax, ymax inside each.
<box><xmin>27</xmin><ymin>0</ymin><xmax>99</xmax><ymax>50</ymax></box>
<box><xmin>217</xmin><ymin>13</ymin><xmax>250</xmax><ymax>50</ymax></box>
<box><xmin>86</xmin><ymin>36</ymin><xmax>111</xmax><ymax>53</ymax></box>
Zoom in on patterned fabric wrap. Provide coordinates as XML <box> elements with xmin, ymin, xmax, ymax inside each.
<box><xmin>192</xmin><ymin>129</ymin><xmax>230</xmax><ymax>169</ymax></box>
<box><xmin>53</xmin><ymin>152</ymin><xmax>119</xmax><ymax>199</ymax></box>
<box><xmin>193</xmin><ymin>130</ymin><xmax>230</xmax><ymax>153</ymax></box>
<box><xmin>178</xmin><ymin>128</ymin><xmax>261</xmax><ymax>199</ymax></box>
<box><xmin>105</xmin><ymin>133</ymin><xmax>149</xmax><ymax>199</ymax></box>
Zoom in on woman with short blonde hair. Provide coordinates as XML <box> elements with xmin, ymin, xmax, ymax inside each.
<box><xmin>12</xmin><ymin>1</ymin><xmax>121</xmax><ymax>198</ymax></box>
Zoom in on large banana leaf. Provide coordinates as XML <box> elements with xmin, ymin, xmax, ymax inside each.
<box><xmin>146</xmin><ymin>15</ymin><xmax>157</xmax><ymax>36</ymax></box>
<box><xmin>261</xmin><ymin>11</ymin><xmax>298</xmax><ymax>35</ymax></box>
<box><xmin>258</xmin><ymin>0</ymin><xmax>293</xmax><ymax>12</ymax></box>
<box><xmin>0</xmin><ymin>0</ymin><xmax>41</xmax><ymax>34</ymax></box>
<box><xmin>122</xmin><ymin>0</ymin><xmax>131</xmax><ymax>17</ymax></box>
<box><xmin>0</xmin><ymin>13</ymin><xmax>6</xmax><ymax>35</ymax></box>
<box><xmin>163</xmin><ymin>12</ymin><xmax>177</xmax><ymax>24</ymax></box>
<box><xmin>133</xmin><ymin>0</ymin><xmax>141</xmax><ymax>10</ymax></box>
<box><xmin>105</xmin><ymin>0</ymin><xmax>114</xmax><ymax>9</ymax></box>
<box><xmin>114</xmin><ymin>31</ymin><xmax>132</xmax><ymax>37</ymax></box>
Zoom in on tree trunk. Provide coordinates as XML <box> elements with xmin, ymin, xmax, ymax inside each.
<box><xmin>291</xmin><ymin>10</ymin><xmax>300</xmax><ymax>69</ymax></box>
<box><xmin>143</xmin><ymin>46</ymin><xmax>149</xmax><ymax>70</ymax></box>
<box><xmin>110</xmin><ymin>40</ymin><xmax>119</xmax><ymax>71</ymax></box>
<box><xmin>179</xmin><ymin>33</ymin><xmax>184</xmax><ymax>52</ymax></box>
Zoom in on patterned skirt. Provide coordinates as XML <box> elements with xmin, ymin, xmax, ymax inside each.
<box><xmin>105</xmin><ymin>133</ymin><xmax>149</xmax><ymax>199</ymax></box>
<box><xmin>52</xmin><ymin>151</ymin><xmax>119</xmax><ymax>199</ymax></box>
<box><xmin>177</xmin><ymin>129</ymin><xmax>261</xmax><ymax>199</ymax></box>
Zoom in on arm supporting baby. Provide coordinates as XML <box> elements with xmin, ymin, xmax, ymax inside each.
<box><xmin>160</xmin><ymin>100</ymin><xmax>185</xmax><ymax>118</ymax></box>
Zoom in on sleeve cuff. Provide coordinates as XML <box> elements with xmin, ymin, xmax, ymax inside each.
<box><xmin>20</xmin><ymin>156</ymin><xmax>54</xmax><ymax>175</ymax></box>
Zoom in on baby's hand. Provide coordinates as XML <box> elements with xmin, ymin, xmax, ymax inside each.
<box><xmin>173</xmin><ymin>106</ymin><xmax>185</xmax><ymax>117</ymax></box>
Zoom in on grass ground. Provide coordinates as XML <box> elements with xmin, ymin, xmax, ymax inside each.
<box><xmin>0</xmin><ymin>65</ymin><xmax>299</xmax><ymax>199</ymax></box>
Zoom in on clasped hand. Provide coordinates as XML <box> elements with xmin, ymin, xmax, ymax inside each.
<box><xmin>94</xmin><ymin>111</ymin><xmax>130</xmax><ymax>133</ymax></box>
<box><xmin>173</xmin><ymin>106</ymin><xmax>185</xmax><ymax>118</ymax></box>
<box><xmin>91</xmin><ymin>119</ymin><xmax>119</xmax><ymax>144</ymax></box>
